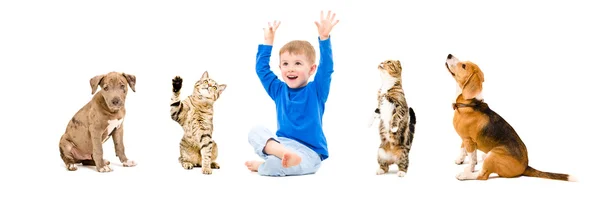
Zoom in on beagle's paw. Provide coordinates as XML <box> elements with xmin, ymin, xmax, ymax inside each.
<box><xmin>455</xmin><ymin>157</ymin><xmax>465</xmax><ymax>165</ymax></box>
<box><xmin>456</xmin><ymin>172</ymin><xmax>468</xmax><ymax>180</ymax></box>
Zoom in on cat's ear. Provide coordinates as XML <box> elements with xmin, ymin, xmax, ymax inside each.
<box><xmin>217</xmin><ymin>84</ymin><xmax>226</xmax><ymax>95</ymax></box>
<box><xmin>201</xmin><ymin>71</ymin><xmax>209</xmax><ymax>79</ymax></box>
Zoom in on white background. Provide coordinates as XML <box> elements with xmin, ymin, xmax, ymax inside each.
<box><xmin>1</xmin><ymin>0</ymin><xmax>597</xmax><ymax>197</ymax></box>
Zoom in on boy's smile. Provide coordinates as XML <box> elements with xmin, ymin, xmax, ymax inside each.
<box><xmin>279</xmin><ymin>52</ymin><xmax>316</xmax><ymax>89</ymax></box>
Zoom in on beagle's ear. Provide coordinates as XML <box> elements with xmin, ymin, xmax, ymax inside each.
<box><xmin>90</xmin><ymin>74</ymin><xmax>105</xmax><ymax>95</ymax></box>
<box><xmin>462</xmin><ymin>69</ymin><xmax>484</xmax><ymax>99</ymax></box>
<box><xmin>122</xmin><ymin>73</ymin><xmax>136</xmax><ymax>92</ymax></box>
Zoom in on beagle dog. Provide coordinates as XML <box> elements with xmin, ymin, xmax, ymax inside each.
<box><xmin>445</xmin><ymin>54</ymin><xmax>574</xmax><ymax>181</ymax></box>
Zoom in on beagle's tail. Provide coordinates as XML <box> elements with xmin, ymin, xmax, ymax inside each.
<box><xmin>523</xmin><ymin>166</ymin><xmax>576</xmax><ymax>182</ymax></box>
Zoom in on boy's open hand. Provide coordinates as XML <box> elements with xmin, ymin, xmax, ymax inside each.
<box><xmin>315</xmin><ymin>10</ymin><xmax>339</xmax><ymax>40</ymax></box>
<box><xmin>263</xmin><ymin>20</ymin><xmax>281</xmax><ymax>45</ymax></box>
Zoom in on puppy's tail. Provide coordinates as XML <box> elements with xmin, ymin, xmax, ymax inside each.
<box><xmin>522</xmin><ymin>166</ymin><xmax>575</xmax><ymax>182</ymax></box>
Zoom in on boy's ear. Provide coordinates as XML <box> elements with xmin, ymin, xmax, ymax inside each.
<box><xmin>309</xmin><ymin>64</ymin><xmax>317</xmax><ymax>75</ymax></box>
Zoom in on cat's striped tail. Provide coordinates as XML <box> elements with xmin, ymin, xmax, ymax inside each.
<box><xmin>408</xmin><ymin>107</ymin><xmax>416</xmax><ymax>133</ymax></box>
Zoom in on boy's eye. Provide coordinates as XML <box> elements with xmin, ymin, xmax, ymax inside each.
<box><xmin>282</xmin><ymin>62</ymin><xmax>288</xmax><ymax>66</ymax></box>
<box><xmin>295</xmin><ymin>62</ymin><xmax>301</xmax><ymax>65</ymax></box>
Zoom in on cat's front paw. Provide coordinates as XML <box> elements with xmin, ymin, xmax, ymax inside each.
<box><xmin>202</xmin><ymin>167</ymin><xmax>212</xmax><ymax>175</ymax></box>
<box><xmin>181</xmin><ymin>162</ymin><xmax>194</xmax><ymax>170</ymax></box>
<box><xmin>172</xmin><ymin>76</ymin><xmax>183</xmax><ymax>92</ymax></box>
<box><xmin>397</xmin><ymin>171</ymin><xmax>406</xmax><ymax>177</ymax></box>
<box><xmin>391</xmin><ymin>126</ymin><xmax>399</xmax><ymax>132</ymax></box>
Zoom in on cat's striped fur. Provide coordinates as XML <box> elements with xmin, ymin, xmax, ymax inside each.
<box><xmin>170</xmin><ymin>71</ymin><xmax>226</xmax><ymax>175</ymax></box>
<box><xmin>370</xmin><ymin>60</ymin><xmax>417</xmax><ymax>177</ymax></box>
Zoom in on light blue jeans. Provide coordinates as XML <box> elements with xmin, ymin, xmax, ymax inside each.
<box><xmin>248</xmin><ymin>125</ymin><xmax>322</xmax><ymax>177</ymax></box>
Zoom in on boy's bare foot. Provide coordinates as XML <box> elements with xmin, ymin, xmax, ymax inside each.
<box><xmin>282</xmin><ymin>152</ymin><xmax>302</xmax><ymax>168</ymax></box>
<box><xmin>245</xmin><ymin>161</ymin><xmax>263</xmax><ymax>172</ymax></box>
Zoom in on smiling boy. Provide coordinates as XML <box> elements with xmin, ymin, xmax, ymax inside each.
<box><xmin>245</xmin><ymin>11</ymin><xmax>339</xmax><ymax>176</ymax></box>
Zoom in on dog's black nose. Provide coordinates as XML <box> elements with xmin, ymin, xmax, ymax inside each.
<box><xmin>111</xmin><ymin>98</ymin><xmax>121</xmax><ymax>106</ymax></box>
<box><xmin>447</xmin><ymin>54</ymin><xmax>453</xmax><ymax>59</ymax></box>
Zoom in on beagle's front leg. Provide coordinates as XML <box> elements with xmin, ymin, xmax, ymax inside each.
<box><xmin>462</xmin><ymin>138</ymin><xmax>477</xmax><ymax>173</ymax></box>
<box><xmin>455</xmin><ymin>142</ymin><xmax>467</xmax><ymax>165</ymax></box>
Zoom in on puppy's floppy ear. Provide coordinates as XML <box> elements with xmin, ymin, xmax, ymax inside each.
<box><xmin>122</xmin><ymin>73</ymin><xmax>136</xmax><ymax>92</ymax></box>
<box><xmin>90</xmin><ymin>74</ymin><xmax>105</xmax><ymax>95</ymax></box>
<box><xmin>201</xmin><ymin>71</ymin><xmax>209</xmax><ymax>80</ymax></box>
<box><xmin>462</xmin><ymin>69</ymin><xmax>484</xmax><ymax>99</ymax></box>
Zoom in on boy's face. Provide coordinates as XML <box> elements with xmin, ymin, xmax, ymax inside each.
<box><xmin>279</xmin><ymin>52</ymin><xmax>316</xmax><ymax>89</ymax></box>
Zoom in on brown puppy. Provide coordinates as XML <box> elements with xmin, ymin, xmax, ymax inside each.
<box><xmin>445</xmin><ymin>54</ymin><xmax>575</xmax><ymax>181</ymax></box>
<box><xmin>59</xmin><ymin>72</ymin><xmax>137</xmax><ymax>172</ymax></box>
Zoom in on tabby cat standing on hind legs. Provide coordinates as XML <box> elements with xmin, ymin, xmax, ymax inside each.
<box><xmin>368</xmin><ymin>60</ymin><xmax>417</xmax><ymax>177</ymax></box>
<box><xmin>170</xmin><ymin>71</ymin><xmax>227</xmax><ymax>175</ymax></box>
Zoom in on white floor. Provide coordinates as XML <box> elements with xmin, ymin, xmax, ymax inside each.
<box><xmin>2</xmin><ymin>0</ymin><xmax>598</xmax><ymax>197</ymax></box>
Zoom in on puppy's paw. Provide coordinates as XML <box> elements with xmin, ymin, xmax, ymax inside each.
<box><xmin>211</xmin><ymin>162</ymin><xmax>220</xmax><ymax>169</ymax></box>
<box><xmin>397</xmin><ymin>171</ymin><xmax>406</xmax><ymax>177</ymax></box>
<box><xmin>122</xmin><ymin>160</ymin><xmax>136</xmax><ymax>167</ymax></box>
<box><xmin>376</xmin><ymin>168</ymin><xmax>386</xmax><ymax>175</ymax></box>
<box><xmin>181</xmin><ymin>162</ymin><xmax>194</xmax><ymax>170</ymax></box>
<box><xmin>202</xmin><ymin>167</ymin><xmax>212</xmax><ymax>175</ymax></box>
<box><xmin>67</xmin><ymin>164</ymin><xmax>77</xmax><ymax>171</ymax></box>
<box><xmin>97</xmin><ymin>165</ymin><xmax>113</xmax><ymax>173</ymax></box>
<box><xmin>172</xmin><ymin>76</ymin><xmax>183</xmax><ymax>92</ymax></box>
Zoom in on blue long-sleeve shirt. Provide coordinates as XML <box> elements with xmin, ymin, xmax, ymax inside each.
<box><xmin>255</xmin><ymin>37</ymin><xmax>334</xmax><ymax>161</ymax></box>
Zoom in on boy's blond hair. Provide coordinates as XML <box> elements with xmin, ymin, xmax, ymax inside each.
<box><xmin>279</xmin><ymin>40</ymin><xmax>316</xmax><ymax>65</ymax></box>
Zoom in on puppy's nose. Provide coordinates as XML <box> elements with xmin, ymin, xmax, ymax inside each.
<box><xmin>111</xmin><ymin>98</ymin><xmax>121</xmax><ymax>106</ymax></box>
<box><xmin>447</xmin><ymin>54</ymin><xmax>453</xmax><ymax>59</ymax></box>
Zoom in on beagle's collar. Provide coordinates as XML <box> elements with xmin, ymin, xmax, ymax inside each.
<box><xmin>452</xmin><ymin>102</ymin><xmax>477</xmax><ymax>110</ymax></box>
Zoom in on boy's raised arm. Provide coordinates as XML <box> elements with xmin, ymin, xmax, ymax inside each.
<box><xmin>313</xmin><ymin>11</ymin><xmax>339</xmax><ymax>102</ymax></box>
<box><xmin>256</xmin><ymin>21</ymin><xmax>284</xmax><ymax>101</ymax></box>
